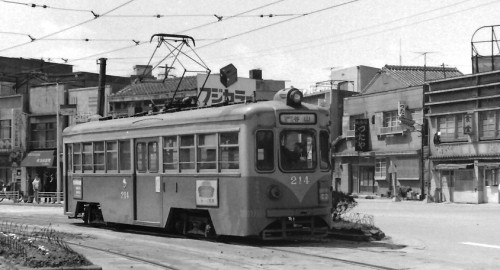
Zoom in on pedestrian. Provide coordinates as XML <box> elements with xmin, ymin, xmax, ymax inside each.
<box><xmin>48</xmin><ymin>174</ymin><xmax>56</xmax><ymax>203</ymax></box>
<box><xmin>32</xmin><ymin>175</ymin><xmax>40</xmax><ymax>204</ymax></box>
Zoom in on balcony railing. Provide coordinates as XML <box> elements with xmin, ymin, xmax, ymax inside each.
<box><xmin>29</xmin><ymin>140</ymin><xmax>56</xmax><ymax>149</ymax></box>
<box><xmin>0</xmin><ymin>138</ymin><xmax>12</xmax><ymax>152</ymax></box>
<box><xmin>378</xmin><ymin>125</ymin><xmax>404</xmax><ymax>135</ymax></box>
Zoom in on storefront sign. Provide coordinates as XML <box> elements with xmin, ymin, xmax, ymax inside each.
<box><xmin>354</xmin><ymin>119</ymin><xmax>370</xmax><ymax>152</ymax></box>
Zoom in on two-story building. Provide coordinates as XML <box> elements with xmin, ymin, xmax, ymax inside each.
<box><xmin>425</xmin><ymin>70</ymin><xmax>500</xmax><ymax>203</ymax></box>
<box><xmin>334</xmin><ymin>65</ymin><xmax>462</xmax><ymax>198</ymax></box>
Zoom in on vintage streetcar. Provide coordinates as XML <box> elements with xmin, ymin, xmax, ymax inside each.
<box><xmin>63</xmin><ymin>88</ymin><xmax>332</xmax><ymax>239</ymax></box>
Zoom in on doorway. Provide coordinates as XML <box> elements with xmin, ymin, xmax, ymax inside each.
<box><xmin>358</xmin><ymin>166</ymin><xmax>376</xmax><ymax>194</ymax></box>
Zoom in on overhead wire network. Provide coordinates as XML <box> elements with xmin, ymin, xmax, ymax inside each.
<box><xmin>0</xmin><ymin>0</ymin><xmax>137</xmax><ymax>53</ymax></box>
<box><xmin>1</xmin><ymin>0</ymin><xmax>491</xmax><ymax>80</ymax></box>
<box><xmin>203</xmin><ymin>0</ymin><xmax>494</xmax><ymax>64</ymax></box>
<box><xmin>0</xmin><ymin>0</ymin><xmax>291</xmax><ymax>74</ymax></box>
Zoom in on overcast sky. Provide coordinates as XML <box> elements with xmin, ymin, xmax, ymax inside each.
<box><xmin>1</xmin><ymin>0</ymin><xmax>499</xmax><ymax>89</ymax></box>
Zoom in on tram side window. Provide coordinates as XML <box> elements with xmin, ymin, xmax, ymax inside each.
<box><xmin>179</xmin><ymin>135</ymin><xmax>195</xmax><ymax>170</ymax></box>
<box><xmin>106</xmin><ymin>141</ymin><xmax>118</xmax><ymax>171</ymax></box>
<box><xmin>198</xmin><ymin>134</ymin><xmax>217</xmax><ymax>170</ymax></box>
<box><xmin>136</xmin><ymin>142</ymin><xmax>147</xmax><ymax>172</ymax></box>
<box><xmin>148</xmin><ymin>142</ymin><xmax>159</xmax><ymax>172</ymax></box>
<box><xmin>256</xmin><ymin>130</ymin><xmax>274</xmax><ymax>171</ymax></box>
<box><xmin>320</xmin><ymin>130</ymin><xmax>331</xmax><ymax>170</ymax></box>
<box><xmin>163</xmin><ymin>136</ymin><xmax>178</xmax><ymax>171</ymax></box>
<box><xmin>119</xmin><ymin>140</ymin><xmax>131</xmax><ymax>171</ymax></box>
<box><xmin>220</xmin><ymin>132</ymin><xmax>239</xmax><ymax>170</ymax></box>
<box><xmin>82</xmin><ymin>143</ymin><xmax>93</xmax><ymax>172</ymax></box>
<box><xmin>94</xmin><ymin>142</ymin><xmax>105</xmax><ymax>171</ymax></box>
<box><xmin>72</xmin><ymin>143</ymin><xmax>81</xmax><ymax>172</ymax></box>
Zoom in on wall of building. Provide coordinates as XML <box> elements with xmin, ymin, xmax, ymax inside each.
<box><xmin>29</xmin><ymin>84</ymin><xmax>66</xmax><ymax>115</ymax></box>
<box><xmin>426</xmin><ymin>70</ymin><xmax>500</xmax><ymax>204</ymax></box>
<box><xmin>335</xmin><ymin>86</ymin><xmax>424</xmax><ymax>196</ymax></box>
<box><xmin>330</xmin><ymin>66</ymin><xmax>379</xmax><ymax>92</ymax></box>
<box><xmin>68</xmin><ymin>86</ymin><xmax>111</xmax><ymax>124</ymax></box>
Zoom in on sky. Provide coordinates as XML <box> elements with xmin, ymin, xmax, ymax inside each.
<box><xmin>1</xmin><ymin>0</ymin><xmax>500</xmax><ymax>90</ymax></box>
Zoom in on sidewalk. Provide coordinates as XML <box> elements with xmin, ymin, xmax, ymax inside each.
<box><xmin>0</xmin><ymin>198</ymin><xmax>63</xmax><ymax>207</ymax></box>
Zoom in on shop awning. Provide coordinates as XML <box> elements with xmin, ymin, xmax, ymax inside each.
<box><xmin>21</xmin><ymin>150</ymin><xmax>55</xmax><ymax>167</ymax></box>
<box><xmin>435</xmin><ymin>163</ymin><xmax>474</xmax><ymax>170</ymax></box>
<box><xmin>476</xmin><ymin>162</ymin><xmax>500</xmax><ymax>169</ymax></box>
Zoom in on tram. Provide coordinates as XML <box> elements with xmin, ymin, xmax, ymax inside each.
<box><xmin>63</xmin><ymin>88</ymin><xmax>332</xmax><ymax>239</ymax></box>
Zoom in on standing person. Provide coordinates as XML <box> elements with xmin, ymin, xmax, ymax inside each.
<box><xmin>48</xmin><ymin>174</ymin><xmax>56</xmax><ymax>203</ymax></box>
<box><xmin>32</xmin><ymin>175</ymin><xmax>40</xmax><ymax>204</ymax></box>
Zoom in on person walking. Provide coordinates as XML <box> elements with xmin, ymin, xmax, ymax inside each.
<box><xmin>32</xmin><ymin>175</ymin><xmax>40</xmax><ymax>204</ymax></box>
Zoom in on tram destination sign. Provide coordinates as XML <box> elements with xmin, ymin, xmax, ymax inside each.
<box><xmin>279</xmin><ymin>113</ymin><xmax>316</xmax><ymax>125</ymax></box>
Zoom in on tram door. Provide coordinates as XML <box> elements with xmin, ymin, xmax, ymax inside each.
<box><xmin>134</xmin><ymin>138</ymin><xmax>162</xmax><ymax>224</ymax></box>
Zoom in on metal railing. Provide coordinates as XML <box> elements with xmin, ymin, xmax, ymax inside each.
<box><xmin>378</xmin><ymin>125</ymin><xmax>404</xmax><ymax>135</ymax></box>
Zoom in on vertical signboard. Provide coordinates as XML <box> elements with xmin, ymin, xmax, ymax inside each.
<box><xmin>463</xmin><ymin>113</ymin><xmax>473</xmax><ymax>134</ymax></box>
<box><xmin>354</xmin><ymin>118</ymin><xmax>370</xmax><ymax>152</ymax></box>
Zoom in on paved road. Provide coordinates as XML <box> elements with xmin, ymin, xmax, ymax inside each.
<box><xmin>1</xmin><ymin>199</ymin><xmax>499</xmax><ymax>269</ymax></box>
<box><xmin>356</xmin><ymin>199</ymin><xmax>500</xmax><ymax>270</ymax></box>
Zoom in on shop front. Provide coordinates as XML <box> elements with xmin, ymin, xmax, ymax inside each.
<box><xmin>432</xmin><ymin>161</ymin><xmax>500</xmax><ymax>204</ymax></box>
<box><xmin>20</xmin><ymin>150</ymin><xmax>57</xmax><ymax>200</ymax></box>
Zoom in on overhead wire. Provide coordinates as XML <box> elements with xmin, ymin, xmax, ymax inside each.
<box><xmin>195</xmin><ymin>0</ymin><xmax>360</xmax><ymax>51</ymax></box>
<box><xmin>203</xmin><ymin>0</ymin><xmax>495</xmax><ymax>64</ymax></box>
<box><xmin>177</xmin><ymin>0</ymin><xmax>288</xmax><ymax>34</ymax></box>
<box><xmin>0</xmin><ymin>0</ymin><xmax>136</xmax><ymax>53</ymax></box>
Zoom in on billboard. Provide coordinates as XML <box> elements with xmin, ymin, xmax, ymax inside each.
<box><xmin>197</xmin><ymin>74</ymin><xmax>256</xmax><ymax>106</ymax></box>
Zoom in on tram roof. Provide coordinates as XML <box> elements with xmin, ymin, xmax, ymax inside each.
<box><xmin>63</xmin><ymin>99</ymin><xmax>324</xmax><ymax>137</ymax></box>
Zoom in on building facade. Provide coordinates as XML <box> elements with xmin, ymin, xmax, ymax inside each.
<box><xmin>334</xmin><ymin>65</ymin><xmax>463</xmax><ymax>198</ymax></box>
<box><xmin>425</xmin><ymin>70</ymin><xmax>500</xmax><ymax>203</ymax></box>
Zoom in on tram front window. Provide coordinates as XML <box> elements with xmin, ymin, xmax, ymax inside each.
<box><xmin>280</xmin><ymin>130</ymin><xmax>317</xmax><ymax>171</ymax></box>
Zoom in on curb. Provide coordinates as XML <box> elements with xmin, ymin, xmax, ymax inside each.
<box><xmin>0</xmin><ymin>257</ymin><xmax>102</xmax><ymax>270</ymax></box>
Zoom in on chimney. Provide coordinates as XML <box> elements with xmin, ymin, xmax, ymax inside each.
<box><xmin>97</xmin><ymin>58</ymin><xmax>107</xmax><ymax>117</ymax></box>
<box><xmin>249</xmin><ymin>69</ymin><xmax>262</xmax><ymax>80</ymax></box>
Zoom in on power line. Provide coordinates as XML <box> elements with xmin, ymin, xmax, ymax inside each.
<box><xmin>0</xmin><ymin>1</ymin><xmax>303</xmax><ymax>18</ymax></box>
<box><xmin>0</xmin><ymin>0</ymin><xmax>136</xmax><ymax>53</ymax></box>
<box><xmin>204</xmin><ymin>0</ymin><xmax>495</xmax><ymax>64</ymax></box>
<box><xmin>177</xmin><ymin>0</ymin><xmax>288</xmax><ymax>34</ymax></box>
<box><xmin>196</xmin><ymin>0</ymin><xmax>360</xmax><ymax>51</ymax></box>
<box><xmin>1</xmin><ymin>0</ymin><xmax>93</xmax><ymax>13</ymax></box>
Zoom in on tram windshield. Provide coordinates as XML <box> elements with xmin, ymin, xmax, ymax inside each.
<box><xmin>280</xmin><ymin>130</ymin><xmax>317</xmax><ymax>171</ymax></box>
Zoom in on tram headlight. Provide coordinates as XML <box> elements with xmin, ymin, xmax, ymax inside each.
<box><xmin>318</xmin><ymin>181</ymin><xmax>330</xmax><ymax>204</ymax></box>
<box><xmin>286</xmin><ymin>88</ymin><xmax>303</xmax><ymax>107</ymax></box>
<box><xmin>267</xmin><ymin>184</ymin><xmax>282</xmax><ymax>200</ymax></box>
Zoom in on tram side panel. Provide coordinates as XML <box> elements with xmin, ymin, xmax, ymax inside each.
<box><xmin>66</xmin><ymin>174</ymin><xmax>135</xmax><ymax>224</ymax></box>
<box><xmin>135</xmin><ymin>174</ymin><xmax>162</xmax><ymax>224</ymax></box>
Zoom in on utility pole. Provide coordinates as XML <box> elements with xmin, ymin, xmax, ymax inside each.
<box><xmin>413</xmin><ymin>52</ymin><xmax>435</xmax><ymax>82</ymax></box>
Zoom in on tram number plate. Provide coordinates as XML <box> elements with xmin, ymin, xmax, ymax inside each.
<box><xmin>120</xmin><ymin>191</ymin><xmax>130</xmax><ymax>199</ymax></box>
<box><xmin>290</xmin><ymin>176</ymin><xmax>310</xmax><ymax>185</ymax></box>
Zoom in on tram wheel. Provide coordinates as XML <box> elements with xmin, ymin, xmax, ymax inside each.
<box><xmin>82</xmin><ymin>204</ymin><xmax>90</xmax><ymax>224</ymax></box>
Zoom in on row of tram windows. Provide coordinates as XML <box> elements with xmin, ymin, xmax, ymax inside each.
<box><xmin>65</xmin><ymin>132</ymin><xmax>239</xmax><ymax>174</ymax></box>
<box><xmin>137</xmin><ymin>132</ymin><xmax>240</xmax><ymax>172</ymax></box>
<box><xmin>66</xmin><ymin>129</ymin><xmax>330</xmax><ymax>174</ymax></box>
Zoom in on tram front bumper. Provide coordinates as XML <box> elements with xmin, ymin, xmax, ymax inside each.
<box><xmin>266</xmin><ymin>207</ymin><xmax>330</xmax><ymax>218</ymax></box>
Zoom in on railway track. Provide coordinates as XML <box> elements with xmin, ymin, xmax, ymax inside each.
<box><xmin>0</xmin><ymin>215</ymin><xmax>402</xmax><ymax>269</ymax></box>
<box><xmin>66</xmin><ymin>241</ymin><xmax>181</xmax><ymax>270</ymax></box>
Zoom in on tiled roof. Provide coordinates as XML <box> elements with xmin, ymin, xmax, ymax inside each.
<box><xmin>111</xmin><ymin>76</ymin><xmax>198</xmax><ymax>97</ymax></box>
<box><xmin>382</xmin><ymin>65</ymin><xmax>463</xmax><ymax>87</ymax></box>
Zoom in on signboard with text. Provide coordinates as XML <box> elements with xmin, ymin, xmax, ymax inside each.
<box><xmin>354</xmin><ymin>118</ymin><xmax>370</xmax><ymax>152</ymax></box>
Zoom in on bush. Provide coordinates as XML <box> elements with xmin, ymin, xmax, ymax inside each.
<box><xmin>331</xmin><ymin>191</ymin><xmax>358</xmax><ymax>221</ymax></box>
<box><xmin>397</xmin><ymin>186</ymin><xmax>412</xmax><ymax>199</ymax></box>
